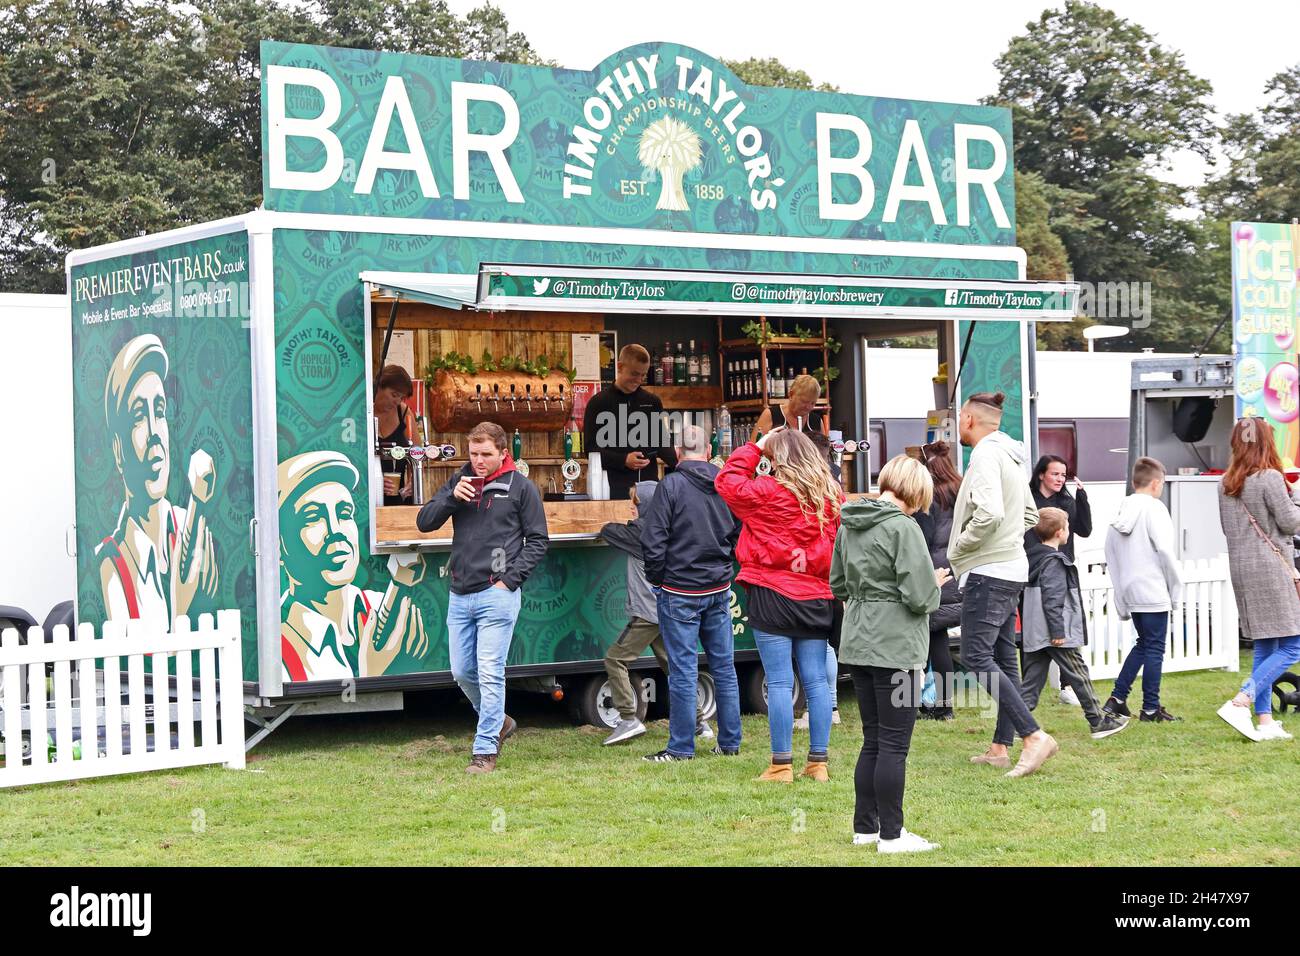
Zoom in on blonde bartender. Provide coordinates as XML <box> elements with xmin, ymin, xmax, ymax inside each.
<box><xmin>750</xmin><ymin>374</ymin><xmax>829</xmax><ymax>441</ymax></box>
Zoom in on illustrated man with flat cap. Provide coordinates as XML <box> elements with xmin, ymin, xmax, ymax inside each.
<box><xmin>278</xmin><ymin>450</ymin><xmax>429</xmax><ymax>681</ymax></box>
<box><xmin>96</xmin><ymin>334</ymin><xmax>218</xmax><ymax>627</ymax></box>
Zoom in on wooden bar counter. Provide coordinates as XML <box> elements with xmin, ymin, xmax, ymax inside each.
<box><xmin>375</xmin><ymin>499</ymin><xmax>636</xmax><ymax>550</ymax></box>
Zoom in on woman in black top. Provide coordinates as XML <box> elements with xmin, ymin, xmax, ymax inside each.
<box><xmin>375</xmin><ymin>364</ymin><xmax>419</xmax><ymax>506</ymax></box>
<box><xmin>1026</xmin><ymin>455</ymin><xmax>1091</xmax><ymax>561</ymax></box>
<box><xmin>914</xmin><ymin>441</ymin><xmax>962</xmax><ymax>720</ymax></box>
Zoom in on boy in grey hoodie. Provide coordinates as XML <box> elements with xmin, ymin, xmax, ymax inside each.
<box><xmin>1102</xmin><ymin>456</ymin><xmax>1183</xmax><ymax>722</ymax></box>
<box><xmin>1023</xmin><ymin>508</ymin><xmax>1128</xmax><ymax>739</ymax></box>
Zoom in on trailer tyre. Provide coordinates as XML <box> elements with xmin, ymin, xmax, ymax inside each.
<box><xmin>569</xmin><ymin>673</ymin><xmax>648</xmax><ymax>729</ymax></box>
<box><xmin>741</xmin><ymin>663</ymin><xmax>806</xmax><ymax>716</ymax></box>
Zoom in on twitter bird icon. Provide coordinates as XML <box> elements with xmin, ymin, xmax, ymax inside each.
<box><xmin>533</xmin><ymin>278</ymin><xmax>551</xmax><ymax>295</ymax></box>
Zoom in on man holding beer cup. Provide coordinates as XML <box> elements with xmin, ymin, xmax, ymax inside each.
<box><xmin>418</xmin><ymin>422</ymin><xmax>550</xmax><ymax>774</ymax></box>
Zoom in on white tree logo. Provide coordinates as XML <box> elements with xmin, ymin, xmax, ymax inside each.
<box><xmin>638</xmin><ymin>116</ymin><xmax>703</xmax><ymax>211</ymax></box>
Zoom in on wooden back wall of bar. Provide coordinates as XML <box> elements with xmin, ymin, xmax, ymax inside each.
<box><xmin>371</xmin><ymin>300</ymin><xmax>604</xmax><ymax>498</ymax></box>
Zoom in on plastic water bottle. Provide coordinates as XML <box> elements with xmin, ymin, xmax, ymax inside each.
<box><xmin>718</xmin><ymin>405</ymin><xmax>733</xmax><ymax>458</ymax></box>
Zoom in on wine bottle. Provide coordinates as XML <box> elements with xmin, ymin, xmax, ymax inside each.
<box><xmin>687</xmin><ymin>339</ymin><xmax>700</xmax><ymax>386</ymax></box>
<box><xmin>701</xmin><ymin>345</ymin><xmax>712</xmax><ymax>383</ymax></box>
<box><xmin>674</xmin><ymin>342</ymin><xmax>686</xmax><ymax>385</ymax></box>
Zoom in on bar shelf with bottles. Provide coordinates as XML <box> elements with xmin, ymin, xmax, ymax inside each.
<box><xmin>716</xmin><ymin>316</ymin><xmax>833</xmax><ymax>418</ymax></box>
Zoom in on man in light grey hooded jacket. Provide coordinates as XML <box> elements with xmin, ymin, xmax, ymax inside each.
<box><xmin>948</xmin><ymin>391</ymin><xmax>1057</xmax><ymax>779</ymax></box>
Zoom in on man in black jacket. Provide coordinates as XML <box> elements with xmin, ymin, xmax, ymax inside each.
<box><xmin>417</xmin><ymin>421</ymin><xmax>549</xmax><ymax>773</ymax></box>
<box><xmin>640</xmin><ymin>425</ymin><xmax>742</xmax><ymax>761</ymax></box>
<box><xmin>583</xmin><ymin>344</ymin><xmax>678</xmax><ymax>500</ymax></box>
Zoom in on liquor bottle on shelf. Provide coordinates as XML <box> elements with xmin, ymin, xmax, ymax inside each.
<box><xmin>687</xmin><ymin>339</ymin><xmax>700</xmax><ymax>386</ymax></box>
<box><xmin>674</xmin><ymin>343</ymin><xmax>686</xmax><ymax>385</ymax></box>
<box><xmin>653</xmin><ymin>345</ymin><xmax>666</xmax><ymax>386</ymax></box>
<box><xmin>786</xmin><ymin>367</ymin><xmax>796</xmax><ymax>395</ymax></box>
<box><xmin>718</xmin><ymin>405</ymin><xmax>733</xmax><ymax>458</ymax></box>
<box><xmin>772</xmin><ymin>361</ymin><xmax>786</xmax><ymax>399</ymax></box>
<box><xmin>701</xmin><ymin>345</ymin><xmax>712</xmax><ymax>383</ymax></box>
<box><xmin>660</xmin><ymin>342</ymin><xmax>673</xmax><ymax>385</ymax></box>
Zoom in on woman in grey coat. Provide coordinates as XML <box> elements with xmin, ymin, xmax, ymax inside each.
<box><xmin>1217</xmin><ymin>417</ymin><xmax>1300</xmax><ymax>741</ymax></box>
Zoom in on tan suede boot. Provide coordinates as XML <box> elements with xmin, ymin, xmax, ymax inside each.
<box><xmin>800</xmin><ymin>759</ymin><xmax>830</xmax><ymax>782</ymax></box>
<box><xmin>756</xmin><ymin>761</ymin><xmax>794</xmax><ymax>783</ymax></box>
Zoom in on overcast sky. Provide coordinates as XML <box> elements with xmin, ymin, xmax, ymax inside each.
<box><xmin>448</xmin><ymin>0</ymin><xmax>1299</xmax><ymax>198</ymax></box>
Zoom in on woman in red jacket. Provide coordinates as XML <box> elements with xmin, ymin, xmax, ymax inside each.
<box><xmin>716</xmin><ymin>426</ymin><xmax>844</xmax><ymax>782</ymax></box>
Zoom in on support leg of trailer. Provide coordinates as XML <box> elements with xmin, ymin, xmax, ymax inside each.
<box><xmin>243</xmin><ymin>702</ymin><xmax>302</xmax><ymax>752</ymax></box>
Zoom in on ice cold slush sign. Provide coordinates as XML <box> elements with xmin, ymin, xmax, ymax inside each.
<box><xmin>260</xmin><ymin>41</ymin><xmax>1015</xmax><ymax>245</ymax></box>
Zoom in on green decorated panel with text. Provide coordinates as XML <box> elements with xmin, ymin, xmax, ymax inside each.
<box><xmin>261</xmin><ymin>40</ymin><xmax>1015</xmax><ymax>247</ymax></box>
<box><xmin>270</xmin><ymin>225</ymin><xmax>1018</xmax><ymax>683</ymax></box>
<box><xmin>69</xmin><ymin>231</ymin><xmax>258</xmax><ymax>678</ymax></box>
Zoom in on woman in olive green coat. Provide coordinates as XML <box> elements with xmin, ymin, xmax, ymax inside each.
<box><xmin>831</xmin><ymin>454</ymin><xmax>949</xmax><ymax>854</ymax></box>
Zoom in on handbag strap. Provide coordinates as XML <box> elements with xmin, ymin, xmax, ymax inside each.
<box><xmin>1240</xmin><ymin>499</ymin><xmax>1300</xmax><ymax>580</ymax></box>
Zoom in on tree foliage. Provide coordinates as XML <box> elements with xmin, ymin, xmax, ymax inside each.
<box><xmin>0</xmin><ymin>0</ymin><xmax>542</xmax><ymax>292</ymax></box>
<box><xmin>723</xmin><ymin>56</ymin><xmax>836</xmax><ymax>92</ymax></box>
<box><xmin>989</xmin><ymin>1</ymin><xmax>1223</xmax><ymax>351</ymax></box>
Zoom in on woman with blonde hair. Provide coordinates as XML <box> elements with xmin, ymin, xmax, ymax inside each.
<box><xmin>716</xmin><ymin>426</ymin><xmax>844</xmax><ymax>782</ymax></box>
<box><xmin>1217</xmin><ymin>416</ymin><xmax>1300</xmax><ymax>740</ymax></box>
<box><xmin>832</xmin><ymin>454</ymin><xmax>947</xmax><ymax>852</ymax></box>
<box><xmin>749</xmin><ymin>373</ymin><xmax>828</xmax><ymax>441</ymax></box>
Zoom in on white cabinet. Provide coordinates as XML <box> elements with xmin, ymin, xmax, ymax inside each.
<box><xmin>1167</xmin><ymin>477</ymin><xmax>1227</xmax><ymax>562</ymax></box>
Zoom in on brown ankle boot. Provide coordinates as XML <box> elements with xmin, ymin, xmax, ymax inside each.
<box><xmin>800</xmin><ymin>757</ymin><xmax>830</xmax><ymax>782</ymax></box>
<box><xmin>756</xmin><ymin>760</ymin><xmax>794</xmax><ymax>783</ymax></box>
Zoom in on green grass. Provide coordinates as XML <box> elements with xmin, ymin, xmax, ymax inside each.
<box><xmin>3</xmin><ymin>654</ymin><xmax>1295</xmax><ymax>866</ymax></box>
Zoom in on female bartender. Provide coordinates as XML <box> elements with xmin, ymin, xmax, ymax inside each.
<box><xmin>750</xmin><ymin>373</ymin><xmax>830</xmax><ymax>441</ymax></box>
<box><xmin>374</xmin><ymin>364</ymin><xmax>419</xmax><ymax>505</ymax></box>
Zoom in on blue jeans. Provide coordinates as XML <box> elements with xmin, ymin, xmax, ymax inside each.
<box><xmin>447</xmin><ymin>586</ymin><xmax>522</xmax><ymax>755</ymax></box>
<box><xmin>656</xmin><ymin>589</ymin><xmax>742</xmax><ymax>756</ymax></box>
<box><xmin>1242</xmin><ymin>636</ymin><xmax>1300</xmax><ymax>716</ymax></box>
<box><xmin>1113</xmin><ymin>611</ymin><xmax>1167</xmax><ymax>712</ymax></box>
<box><xmin>754</xmin><ymin>629</ymin><xmax>832</xmax><ymax>757</ymax></box>
<box><xmin>794</xmin><ymin>642</ymin><xmax>839</xmax><ymax>708</ymax></box>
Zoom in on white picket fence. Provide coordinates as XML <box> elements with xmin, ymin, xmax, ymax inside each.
<box><xmin>1079</xmin><ymin>556</ymin><xmax>1240</xmax><ymax>679</ymax></box>
<box><xmin>0</xmin><ymin>609</ymin><xmax>244</xmax><ymax>788</ymax></box>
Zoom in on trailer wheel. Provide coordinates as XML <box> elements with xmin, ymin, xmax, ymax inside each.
<box><xmin>696</xmin><ymin>672</ymin><xmax>718</xmax><ymax>722</ymax></box>
<box><xmin>741</xmin><ymin>663</ymin><xmax>806</xmax><ymax>716</ymax></box>
<box><xmin>643</xmin><ymin>670</ymin><xmax>720</xmax><ymax>723</ymax></box>
<box><xmin>569</xmin><ymin>673</ymin><xmax>647</xmax><ymax>729</ymax></box>
<box><xmin>1274</xmin><ymin>672</ymin><xmax>1300</xmax><ymax>714</ymax></box>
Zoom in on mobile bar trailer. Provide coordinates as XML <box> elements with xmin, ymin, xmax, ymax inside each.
<box><xmin>65</xmin><ymin>39</ymin><xmax>1075</xmax><ymax>746</ymax></box>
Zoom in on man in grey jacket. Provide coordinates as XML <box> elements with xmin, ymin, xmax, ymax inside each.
<box><xmin>947</xmin><ymin>391</ymin><xmax>1058</xmax><ymax>778</ymax></box>
<box><xmin>598</xmin><ymin>480</ymin><xmax>708</xmax><ymax>746</ymax></box>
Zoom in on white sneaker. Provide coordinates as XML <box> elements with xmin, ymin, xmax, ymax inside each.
<box><xmin>831</xmin><ymin>708</ymin><xmax>842</xmax><ymax>725</ymax></box>
<box><xmin>1059</xmin><ymin>686</ymin><xmax>1081</xmax><ymax>707</ymax></box>
<box><xmin>792</xmin><ymin>711</ymin><xmax>810</xmax><ymax>731</ymax></box>
<box><xmin>1258</xmin><ymin>721</ymin><xmax>1293</xmax><ymax>740</ymax></box>
<box><xmin>1216</xmin><ymin>701</ymin><xmax>1263</xmax><ymax>741</ymax></box>
<box><xmin>877</xmin><ymin>828</ymin><xmax>940</xmax><ymax>854</ymax></box>
<box><xmin>851</xmin><ymin>832</ymin><xmax>879</xmax><ymax>845</ymax></box>
<box><xmin>696</xmin><ymin>721</ymin><xmax>715</xmax><ymax>739</ymax></box>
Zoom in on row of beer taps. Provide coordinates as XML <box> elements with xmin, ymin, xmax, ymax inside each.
<box><xmin>471</xmin><ymin>381</ymin><xmax>568</xmax><ymax>414</ymax></box>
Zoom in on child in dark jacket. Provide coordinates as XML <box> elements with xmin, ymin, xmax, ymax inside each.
<box><xmin>1022</xmin><ymin>508</ymin><xmax>1128</xmax><ymax>740</ymax></box>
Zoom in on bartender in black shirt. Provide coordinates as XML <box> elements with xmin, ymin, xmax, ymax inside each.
<box><xmin>583</xmin><ymin>344</ymin><xmax>678</xmax><ymax>500</ymax></box>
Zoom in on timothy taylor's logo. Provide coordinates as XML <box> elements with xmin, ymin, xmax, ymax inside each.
<box><xmin>560</xmin><ymin>53</ymin><xmax>783</xmax><ymax>212</ymax></box>
<box><xmin>50</xmin><ymin>886</ymin><xmax>152</xmax><ymax>936</ymax></box>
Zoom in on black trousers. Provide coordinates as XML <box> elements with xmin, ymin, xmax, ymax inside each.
<box><xmin>849</xmin><ymin>664</ymin><xmax>920</xmax><ymax>841</ymax></box>
<box><xmin>927</xmin><ymin>629</ymin><xmax>954</xmax><ymax>706</ymax></box>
